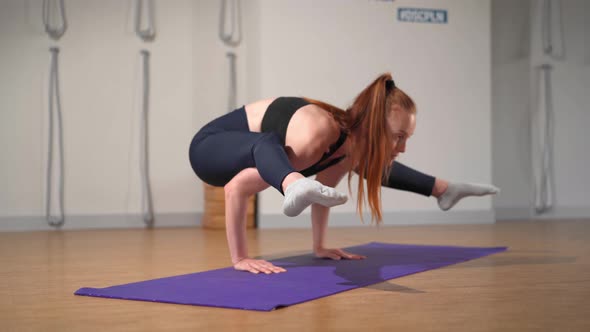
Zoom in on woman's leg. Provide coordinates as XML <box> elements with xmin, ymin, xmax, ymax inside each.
<box><xmin>223</xmin><ymin>169</ymin><xmax>268</xmax><ymax>262</ymax></box>
<box><xmin>384</xmin><ymin>161</ymin><xmax>499</xmax><ymax>210</ymax></box>
<box><xmin>436</xmin><ymin>181</ymin><xmax>499</xmax><ymax>210</ymax></box>
<box><xmin>189</xmin><ymin>107</ymin><xmax>299</xmax><ymax>192</ymax></box>
<box><xmin>382</xmin><ymin>161</ymin><xmax>436</xmax><ymax>196</ymax></box>
<box><xmin>190</xmin><ymin>130</ymin><xmax>294</xmax><ymax>192</ymax></box>
<box><xmin>189</xmin><ymin>109</ymin><xmax>346</xmax><ymax>216</ymax></box>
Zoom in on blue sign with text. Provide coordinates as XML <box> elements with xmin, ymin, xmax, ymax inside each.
<box><xmin>398</xmin><ymin>8</ymin><xmax>448</xmax><ymax>24</ymax></box>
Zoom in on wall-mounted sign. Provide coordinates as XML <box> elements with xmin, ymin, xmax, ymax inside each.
<box><xmin>398</xmin><ymin>7</ymin><xmax>448</xmax><ymax>24</ymax></box>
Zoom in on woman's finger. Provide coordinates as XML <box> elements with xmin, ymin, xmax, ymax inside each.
<box><xmin>237</xmin><ymin>260</ymin><xmax>286</xmax><ymax>274</ymax></box>
<box><xmin>339</xmin><ymin>250</ymin><xmax>366</xmax><ymax>260</ymax></box>
<box><xmin>258</xmin><ymin>260</ymin><xmax>276</xmax><ymax>268</ymax></box>
<box><xmin>329</xmin><ymin>254</ymin><xmax>341</xmax><ymax>260</ymax></box>
<box><xmin>251</xmin><ymin>263</ymin><xmax>272</xmax><ymax>274</ymax></box>
<box><xmin>257</xmin><ymin>261</ymin><xmax>286</xmax><ymax>273</ymax></box>
<box><xmin>270</xmin><ymin>265</ymin><xmax>287</xmax><ymax>272</ymax></box>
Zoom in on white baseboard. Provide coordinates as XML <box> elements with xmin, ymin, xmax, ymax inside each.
<box><xmin>259</xmin><ymin>209</ymin><xmax>496</xmax><ymax>229</ymax></box>
<box><xmin>1</xmin><ymin>210</ymin><xmax>496</xmax><ymax>232</ymax></box>
<box><xmin>495</xmin><ymin>206</ymin><xmax>590</xmax><ymax>221</ymax></box>
<box><xmin>494</xmin><ymin>207</ymin><xmax>532</xmax><ymax>220</ymax></box>
<box><xmin>0</xmin><ymin>213</ymin><xmax>202</xmax><ymax>232</ymax></box>
<box><xmin>10</xmin><ymin>206</ymin><xmax>587</xmax><ymax>232</ymax></box>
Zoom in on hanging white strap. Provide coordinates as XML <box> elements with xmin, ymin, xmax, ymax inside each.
<box><xmin>46</xmin><ymin>47</ymin><xmax>65</xmax><ymax>227</ymax></box>
<box><xmin>585</xmin><ymin>1</ymin><xmax>590</xmax><ymax>65</ymax></box>
<box><xmin>226</xmin><ymin>52</ymin><xmax>237</xmax><ymax>112</ymax></box>
<box><xmin>43</xmin><ymin>0</ymin><xmax>67</xmax><ymax>40</ymax></box>
<box><xmin>532</xmin><ymin>64</ymin><xmax>554</xmax><ymax>214</ymax></box>
<box><xmin>541</xmin><ymin>0</ymin><xmax>553</xmax><ymax>54</ymax></box>
<box><xmin>219</xmin><ymin>0</ymin><xmax>242</xmax><ymax>47</ymax></box>
<box><xmin>541</xmin><ymin>0</ymin><xmax>564</xmax><ymax>59</ymax></box>
<box><xmin>135</xmin><ymin>0</ymin><xmax>156</xmax><ymax>42</ymax></box>
<box><xmin>219</xmin><ymin>1</ymin><xmax>241</xmax><ymax>112</ymax></box>
<box><xmin>139</xmin><ymin>50</ymin><xmax>155</xmax><ymax>226</ymax></box>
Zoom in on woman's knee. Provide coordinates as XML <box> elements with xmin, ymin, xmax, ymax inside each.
<box><xmin>224</xmin><ymin>168</ymin><xmax>268</xmax><ymax>198</ymax></box>
<box><xmin>254</xmin><ymin>132</ymin><xmax>283</xmax><ymax>150</ymax></box>
<box><xmin>224</xmin><ymin>179</ymin><xmax>245</xmax><ymax>201</ymax></box>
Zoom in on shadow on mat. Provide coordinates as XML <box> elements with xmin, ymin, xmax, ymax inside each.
<box><xmin>256</xmin><ymin>244</ymin><xmax>495</xmax><ymax>289</ymax></box>
<box><xmin>257</xmin><ymin>249</ymin><xmax>425</xmax><ymax>293</ymax></box>
<box><xmin>256</xmin><ymin>246</ymin><xmax>574</xmax><ymax>293</ymax></box>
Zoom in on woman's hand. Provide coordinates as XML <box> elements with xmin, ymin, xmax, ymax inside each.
<box><xmin>314</xmin><ymin>247</ymin><xmax>367</xmax><ymax>260</ymax></box>
<box><xmin>234</xmin><ymin>258</ymin><xmax>287</xmax><ymax>274</ymax></box>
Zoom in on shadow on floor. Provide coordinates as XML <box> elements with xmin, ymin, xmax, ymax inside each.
<box><xmin>364</xmin><ymin>282</ymin><xmax>426</xmax><ymax>293</ymax></box>
<box><xmin>447</xmin><ymin>254</ymin><xmax>577</xmax><ymax>268</ymax></box>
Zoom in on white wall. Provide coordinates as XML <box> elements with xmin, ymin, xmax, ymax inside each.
<box><xmin>1</xmin><ymin>0</ymin><xmax>495</xmax><ymax>231</ymax></box>
<box><xmin>0</xmin><ymin>0</ymin><xmax>234</xmax><ymax>230</ymax></box>
<box><xmin>492</xmin><ymin>0</ymin><xmax>590</xmax><ymax>220</ymax></box>
<box><xmin>255</xmin><ymin>0</ymin><xmax>494</xmax><ymax>226</ymax></box>
<box><xmin>491</xmin><ymin>0</ymin><xmax>534</xmax><ymax>216</ymax></box>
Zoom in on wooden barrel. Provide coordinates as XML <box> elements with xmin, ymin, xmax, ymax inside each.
<box><xmin>202</xmin><ymin>183</ymin><xmax>256</xmax><ymax>229</ymax></box>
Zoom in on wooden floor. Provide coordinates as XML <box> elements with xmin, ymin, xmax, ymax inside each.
<box><xmin>1</xmin><ymin>220</ymin><xmax>589</xmax><ymax>331</ymax></box>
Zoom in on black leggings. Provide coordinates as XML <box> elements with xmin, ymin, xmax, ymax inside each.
<box><xmin>188</xmin><ymin>106</ymin><xmax>435</xmax><ymax>197</ymax></box>
<box><xmin>189</xmin><ymin>106</ymin><xmax>296</xmax><ymax>194</ymax></box>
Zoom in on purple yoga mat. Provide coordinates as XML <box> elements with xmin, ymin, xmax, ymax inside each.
<box><xmin>75</xmin><ymin>242</ymin><xmax>506</xmax><ymax>311</ymax></box>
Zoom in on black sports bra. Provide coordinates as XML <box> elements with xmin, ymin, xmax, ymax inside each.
<box><xmin>261</xmin><ymin>97</ymin><xmax>347</xmax><ymax>177</ymax></box>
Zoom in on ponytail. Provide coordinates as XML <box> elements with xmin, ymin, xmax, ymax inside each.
<box><xmin>306</xmin><ymin>73</ymin><xmax>416</xmax><ymax>224</ymax></box>
<box><xmin>346</xmin><ymin>73</ymin><xmax>393</xmax><ymax>223</ymax></box>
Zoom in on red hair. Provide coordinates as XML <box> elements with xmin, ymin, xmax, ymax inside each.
<box><xmin>305</xmin><ymin>73</ymin><xmax>416</xmax><ymax>223</ymax></box>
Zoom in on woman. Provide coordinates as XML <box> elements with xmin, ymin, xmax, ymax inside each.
<box><xmin>189</xmin><ymin>73</ymin><xmax>498</xmax><ymax>274</ymax></box>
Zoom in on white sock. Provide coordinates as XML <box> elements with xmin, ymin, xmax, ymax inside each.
<box><xmin>282</xmin><ymin>178</ymin><xmax>348</xmax><ymax>217</ymax></box>
<box><xmin>437</xmin><ymin>182</ymin><xmax>499</xmax><ymax>211</ymax></box>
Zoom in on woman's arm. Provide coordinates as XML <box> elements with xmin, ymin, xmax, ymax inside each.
<box><xmin>312</xmin><ymin>163</ymin><xmax>346</xmax><ymax>251</ymax></box>
<box><xmin>310</xmin><ymin>204</ymin><xmax>330</xmax><ymax>252</ymax></box>
<box><xmin>224</xmin><ymin>168</ymin><xmax>286</xmax><ymax>274</ymax></box>
<box><xmin>313</xmin><ymin>159</ymin><xmax>366</xmax><ymax>260</ymax></box>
